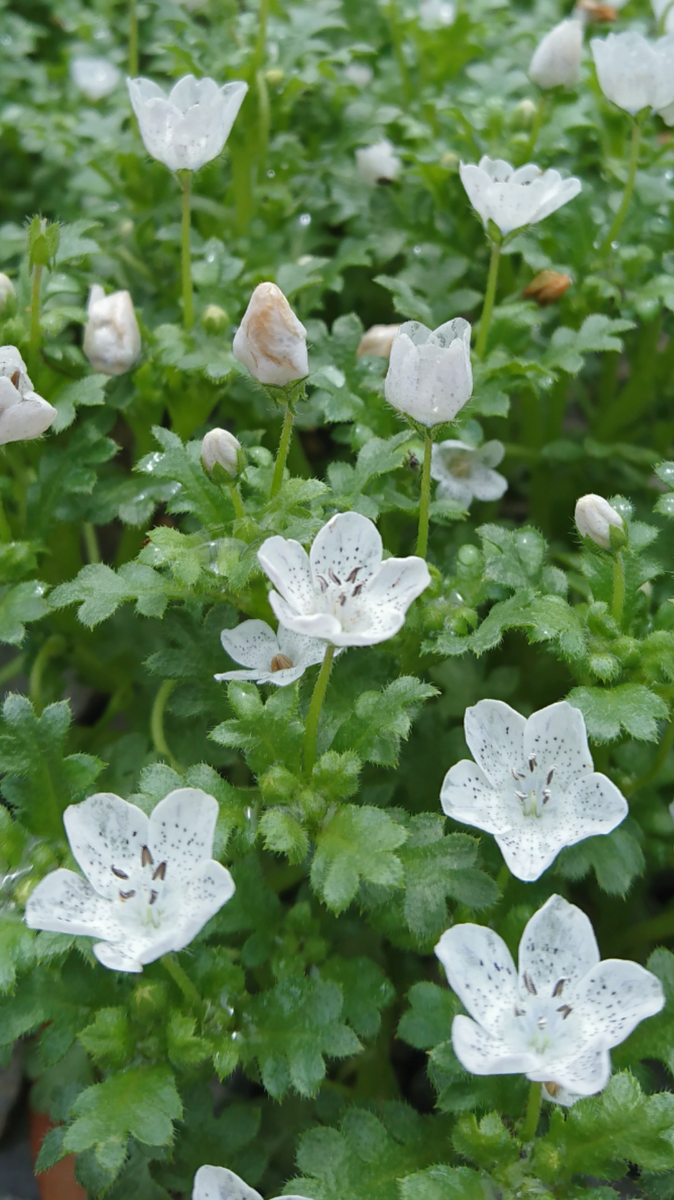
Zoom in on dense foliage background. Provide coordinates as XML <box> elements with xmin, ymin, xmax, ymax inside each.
<box><xmin>2</xmin><ymin>0</ymin><xmax>674</xmax><ymax>1196</ymax></box>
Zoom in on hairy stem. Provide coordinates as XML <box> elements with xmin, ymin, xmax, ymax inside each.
<box><xmin>521</xmin><ymin>1081</ymin><xmax>543</xmax><ymax>1142</ymax></box>
<box><xmin>304</xmin><ymin>645</ymin><xmax>336</xmax><ymax>777</ymax></box>
<box><xmin>180</xmin><ymin>171</ymin><xmax>194</xmax><ymax>331</ymax></box>
<box><xmin>227</xmin><ymin>481</ymin><xmax>246</xmax><ymax>520</ymax></box>
<box><xmin>416</xmin><ymin>432</ymin><xmax>433</xmax><ymax>559</ymax></box>
<box><xmin>601</xmin><ymin>119</ymin><xmax>641</xmax><ymax>255</ymax></box>
<box><xmin>82</xmin><ymin>521</ymin><xmax>100</xmax><ymax>564</ymax></box>
<box><xmin>29</xmin><ymin>263</ymin><xmax>43</xmax><ymax>377</ymax></box>
<box><xmin>161</xmin><ymin>953</ymin><xmax>204</xmax><ymax>1012</ymax></box>
<box><xmin>29</xmin><ymin>636</ymin><xmax>65</xmax><ymax>716</ymax></box>
<box><xmin>611</xmin><ymin>552</ymin><xmax>625</xmax><ymax>627</ymax></box>
<box><xmin>151</xmin><ymin>679</ymin><xmax>181</xmax><ymax>770</ymax></box>
<box><xmin>129</xmin><ymin>0</ymin><xmax>139</xmax><ymax>76</ymax></box>
<box><xmin>270</xmin><ymin>405</ymin><xmax>294</xmax><ymax>498</ymax></box>
<box><xmin>523</xmin><ymin>93</ymin><xmax>548</xmax><ymax>163</ymax></box>
<box><xmin>475</xmin><ymin>240</ymin><xmax>501</xmax><ymax>359</ymax></box>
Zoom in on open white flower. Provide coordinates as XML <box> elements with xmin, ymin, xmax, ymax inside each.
<box><xmin>590</xmin><ymin>32</ymin><xmax>674</xmax><ymax>116</ymax></box>
<box><xmin>355</xmin><ymin>139</ymin><xmax>402</xmax><ymax>186</ymax></box>
<box><xmin>127</xmin><ymin>74</ymin><xmax>248</xmax><ymax>172</ymax></box>
<box><xmin>83</xmin><ymin>286</ymin><xmax>141</xmax><ymax>376</ymax></box>
<box><xmin>215</xmin><ymin>619</ymin><xmax>333</xmax><ymax>687</ymax></box>
<box><xmin>25</xmin><ymin>789</ymin><xmax>235</xmax><ymax>973</ymax></box>
<box><xmin>0</xmin><ymin>347</ymin><xmax>56</xmax><ymax>445</ymax></box>
<box><xmin>193</xmin><ymin>1165</ymin><xmax>308</xmax><ymax>1200</ymax></box>
<box><xmin>70</xmin><ymin>56</ymin><xmax>121</xmax><ymax>101</ymax></box>
<box><xmin>384</xmin><ymin>319</ymin><xmax>473</xmax><ymax>427</ymax></box>
<box><xmin>529</xmin><ymin>19</ymin><xmax>583</xmax><ymax>89</ymax></box>
<box><xmin>431</xmin><ymin>440</ymin><xmax>507</xmax><ymax>507</ymax></box>
<box><xmin>436</xmin><ymin>894</ymin><xmax>664</xmax><ymax>1106</ymax></box>
<box><xmin>440</xmin><ymin>699</ymin><xmax>628</xmax><ymax>881</ymax></box>
<box><xmin>459</xmin><ymin>156</ymin><xmax>582</xmax><ymax>238</ymax></box>
<box><xmin>258</xmin><ymin>511</ymin><xmax>430</xmax><ymax>647</ymax></box>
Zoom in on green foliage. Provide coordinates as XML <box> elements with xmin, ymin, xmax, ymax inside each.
<box><xmin>311</xmin><ymin>806</ymin><xmax>408</xmax><ymax>912</ymax></box>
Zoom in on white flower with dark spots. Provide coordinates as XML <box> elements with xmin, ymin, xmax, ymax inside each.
<box><xmin>435</xmin><ymin>894</ymin><xmax>664</xmax><ymax>1105</ymax></box>
<box><xmin>0</xmin><ymin>346</ymin><xmax>56</xmax><ymax>445</ymax></box>
<box><xmin>215</xmin><ymin>619</ymin><xmax>334</xmax><ymax>687</ymax></box>
<box><xmin>459</xmin><ymin>156</ymin><xmax>582</xmax><ymax>238</ymax></box>
<box><xmin>193</xmin><ymin>1165</ymin><xmax>308</xmax><ymax>1200</ymax></box>
<box><xmin>431</xmin><ymin>439</ymin><xmax>507</xmax><ymax>507</ymax></box>
<box><xmin>440</xmin><ymin>699</ymin><xmax>627</xmax><ymax>881</ymax></box>
<box><xmin>257</xmin><ymin>511</ymin><xmax>431</xmax><ymax>647</ymax></box>
<box><xmin>25</xmin><ymin>789</ymin><xmax>234</xmax><ymax>973</ymax></box>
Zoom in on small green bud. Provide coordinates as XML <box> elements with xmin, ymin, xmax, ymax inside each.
<box><xmin>27</xmin><ymin>215</ymin><xmax>60</xmax><ymax>268</ymax></box>
<box><xmin>202</xmin><ymin>303</ymin><xmax>229</xmax><ymax>334</ymax></box>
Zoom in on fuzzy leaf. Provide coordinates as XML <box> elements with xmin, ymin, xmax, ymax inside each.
<box><xmin>311</xmin><ymin>805</ymin><xmax>408</xmax><ymax>912</ymax></box>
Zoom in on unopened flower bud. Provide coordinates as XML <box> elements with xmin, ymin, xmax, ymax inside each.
<box><xmin>513</xmin><ymin>98</ymin><xmax>538</xmax><ymax>127</ymax></box>
<box><xmin>265</xmin><ymin>68</ymin><xmax>284</xmax><ymax>86</ymax></box>
<box><xmin>522</xmin><ymin>270</ymin><xmax>572</xmax><ymax>306</ymax></box>
<box><xmin>575</xmin><ymin>494</ymin><xmax>625</xmax><ymax>549</ymax></box>
<box><xmin>202</xmin><ymin>304</ymin><xmax>229</xmax><ymax>334</ymax></box>
<box><xmin>576</xmin><ymin>0</ymin><xmax>618</xmax><ymax>22</ymax></box>
<box><xmin>355</xmin><ymin>139</ymin><xmax>402</xmax><ymax>186</ymax></box>
<box><xmin>83</xmin><ymin>286</ymin><xmax>141</xmax><ymax>376</ymax></box>
<box><xmin>233</xmin><ymin>282</ymin><xmax>308</xmax><ymax>387</ymax></box>
<box><xmin>0</xmin><ymin>274</ymin><xmax>16</xmax><ymax>317</ymax></box>
<box><xmin>356</xmin><ymin>324</ymin><xmax>400</xmax><ymax>359</ymax></box>
<box><xmin>440</xmin><ymin>150</ymin><xmax>459</xmax><ymax>169</ymax></box>
<box><xmin>201</xmin><ymin>428</ymin><xmax>241</xmax><ymax>477</ymax></box>
<box><xmin>529</xmin><ymin>19</ymin><xmax>583</xmax><ymax>89</ymax></box>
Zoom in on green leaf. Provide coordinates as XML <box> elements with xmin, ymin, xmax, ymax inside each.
<box><xmin>210</xmin><ymin>683</ymin><xmax>304</xmax><ymax>774</ymax></box>
<box><xmin>555</xmin><ymin>824</ymin><xmax>645</xmax><ymax>895</ymax></box>
<box><xmin>400</xmin><ymin>817</ymin><xmax>498</xmax><ymax>938</ymax></box>
<box><xmin>0</xmin><ymin>917</ymin><xmax>33</xmax><ymax>992</ymax></box>
<box><xmin>401</xmin><ymin>1164</ymin><xmax>492</xmax><ymax>1200</ymax></box>
<box><xmin>259</xmin><ymin>809</ymin><xmax>309</xmax><ymax>864</ymax></box>
<box><xmin>0</xmin><ymin>580</ymin><xmax>50</xmax><ymax>644</ymax></box>
<box><xmin>567</xmin><ymin>683</ymin><xmax>668</xmax><ymax>742</ymax></box>
<box><xmin>332</xmin><ymin>677</ymin><xmax>437</xmax><ymax>766</ymax></box>
<box><xmin>398</xmin><ymin>982</ymin><xmax>458</xmax><ymax>1051</ymax></box>
<box><xmin>78</xmin><ymin>1008</ymin><xmax>134</xmax><ymax>1069</ymax></box>
<box><xmin>63</xmin><ymin>1065</ymin><xmax>183</xmax><ymax>1176</ymax></box>
<box><xmin>544</xmin><ymin>314</ymin><xmax>634</xmax><ymax>375</ymax></box>
<box><xmin>452</xmin><ymin>1111</ymin><xmax>520</xmax><ymax>1170</ymax></box>
<box><xmin>374</xmin><ymin>274</ymin><xmax>434</xmax><ymax>324</ymax></box>
<box><xmin>311</xmin><ymin>805</ymin><xmax>408</xmax><ymax>913</ymax></box>
<box><xmin>320</xmin><ymin>956</ymin><xmax>395</xmax><ymax>1039</ymax></box>
<box><xmin>137</xmin><ymin>427</ymin><xmax>228</xmax><ymax>529</ymax></box>
<box><xmin>478</xmin><ymin>524</ymin><xmax>546</xmax><ymax>589</ymax></box>
<box><xmin>51</xmin><ymin>374</ymin><xmax>108</xmax><ymax>433</ymax></box>
<box><xmin>51</xmin><ymin>561</ymin><xmax>171</xmax><ymax>626</ymax></box>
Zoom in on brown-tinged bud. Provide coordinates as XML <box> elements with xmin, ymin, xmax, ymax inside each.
<box><xmin>270</xmin><ymin>653</ymin><xmax>293</xmax><ymax>672</ymax></box>
<box><xmin>356</xmin><ymin>324</ymin><xmax>400</xmax><ymax>359</ymax></box>
<box><xmin>233</xmin><ymin>282</ymin><xmax>308</xmax><ymax>386</ymax></box>
<box><xmin>576</xmin><ymin>0</ymin><xmax>618</xmax><ymax>22</ymax></box>
<box><xmin>523</xmin><ymin>270</ymin><xmax>572</xmax><ymax>307</ymax></box>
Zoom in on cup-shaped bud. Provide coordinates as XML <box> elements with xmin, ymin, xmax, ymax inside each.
<box><xmin>355</xmin><ymin>139</ymin><xmax>401</xmax><ymax>186</ymax></box>
<box><xmin>201</xmin><ymin>428</ymin><xmax>241</xmax><ymax>477</ymax></box>
<box><xmin>0</xmin><ymin>274</ymin><xmax>16</xmax><ymax>318</ymax></box>
<box><xmin>575</xmin><ymin>494</ymin><xmax>625</xmax><ymax>549</ymax></box>
<box><xmin>127</xmin><ymin>75</ymin><xmax>248</xmax><ymax>172</ymax></box>
<box><xmin>522</xmin><ymin>269</ymin><xmax>572</xmax><ymax>306</ymax></box>
<box><xmin>356</xmin><ymin>324</ymin><xmax>400</xmax><ymax>359</ymax></box>
<box><xmin>83</xmin><ymin>286</ymin><xmax>141</xmax><ymax>376</ymax></box>
<box><xmin>529</xmin><ymin>19</ymin><xmax>583</xmax><ymax>89</ymax></box>
<box><xmin>460</xmin><ymin>156</ymin><xmax>582</xmax><ymax>238</ymax></box>
<box><xmin>384</xmin><ymin>319</ymin><xmax>473</xmax><ymax>427</ymax></box>
<box><xmin>233</xmin><ymin>283</ymin><xmax>308</xmax><ymax>387</ymax></box>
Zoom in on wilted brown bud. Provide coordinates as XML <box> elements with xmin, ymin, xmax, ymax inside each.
<box><xmin>575</xmin><ymin>0</ymin><xmax>618</xmax><ymax>22</ymax></box>
<box><xmin>522</xmin><ymin>270</ymin><xmax>571</xmax><ymax>307</ymax></box>
<box><xmin>270</xmin><ymin>653</ymin><xmax>293</xmax><ymax>672</ymax></box>
<box><xmin>356</xmin><ymin>323</ymin><xmax>400</xmax><ymax>359</ymax></box>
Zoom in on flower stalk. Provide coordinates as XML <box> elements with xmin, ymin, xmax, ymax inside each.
<box><xmin>612</xmin><ymin>551</ymin><xmax>626</xmax><ymax>626</ymax></box>
<box><xmin>162</xmin><ymin>952</ymin><xmax>204</xmax><ymax>1013</ymax></box>
<box><xmin>179</xmin><ymin>170</ymin><xmax>194</xmax><ymax>331</ymax></box>
<box><xmin>29</xmin><ymin>262</ymin><xmax>43</xmax><ymax>378</ymax></box>
<box><xmin>601</xmin><ymin>118</ymin><xmax>641</xmax><ymax>255</ymax></box>
<box><xmin>523</xmin><ymin>94</ymin><xmax>548</xmax><ymax>162</ymax></box>
<box><xmin>303</xmin><ymin>644</ymin><xmax>336</xmax><ymax>777</ymax></box>
<box><xmin>151</xmin><ymin>678</ymin><xmax>181</xmax><ymax>771</ymax></box>
<box><xmin>270</xmin><ymin>403</ymin><xmax>295</xmax><ymax>498</ymax></box>
<box><xmin>521</xmin><ymin>1081</ymin><xmax>543</xmax><ymax>1142</ymax></box>
<box><xmin>416</xmin><ymin>432</ymin><xmax>433</xmax><ymax>558</ymax></box>
<box><xmin>475</xmin><ymin>239</ymin><xmax>501</xmax><ymax>359</ymax></box>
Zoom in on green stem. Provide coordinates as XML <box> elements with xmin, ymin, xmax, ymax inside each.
<box><xmin>161</xmin><ymin>953</ymin><xmax>203</xmax><ymax>1012</ymax></box>
<box><xmin>611</xmin><ymin>552</ymin><xmax>625</xmax><ymax>627</ymax></box>
<box><xmin>387</xmin><ymin>0</ymin><xmax>412</xmax><ymax>104</ymax></box>
<box><xmin>251</xmin><ymin>0</ymin><xmax>269</xmax><ymax>81</ymax></box>
<box><xmin>303</xmin><ymin>645</ymin><xmax>335</xmax><ymax>777</ymax></box>
<box><xmin>180</xmin><ymin>171</ymin><xmax>194</xmax><ymax>331</ymax></box>
<box><xmin>496</xmin><ymin>861</ymin><xmax>510</xmax><ymax>893</ymax></box>
<box><xmin>151</xmin><ymin>679</ymin><xmax>181</xmax><ymax>770</ymax></box>
<box><xmin>475</xmin><ymin>240</ymin><xmax>501</xmax><ymax>359</ymax></box>
<box><xmin>601</xmin><ymin>119</ymin><xmax>641</xmax><ymax>255</ymax></box>
<box><xmin>227</xmin><ymin>481</ymin><xmax>246</xmax><ymax>520</ymax></box>
<box><xmin>521</xmin><ymin>1081</ymin><xmax>543</xmax><ymax>1143</ymax></box>
<box><xmin>416</xmin><ymin>432</ymin><xmax>433</xmax><ymax>559</ymax></box>
<box><xmin>82</xmin><ymin>521</ymin><xmax>100</xmax><ymax>564</ymax></box>
<box><xmin>270</xmin><ymin>405</ymin><xmax>294</xmax><ymax>498</ymax></box>
<box><xmin>29</xmin><ymin>263</ymin><xmax>43</xmax><ymax>377</ymax></box>
<box><xmin>29</xmin><ymin>636</ymin><xmax>65</xmax><ymax>716</ymax></box>
<box><xmin>523</xmin><ymin>93</ymin><xmax>548</xmax><ymax>162</ymax></box>
<box><xmin>0</xmin><ymin>494</ymin><xmax>12</xmax><ymax>543</ymax></box>
<box><xmin>626</xmin><ymin>715</ymin><xmax>674</xmax><ymax>797</ymax></box>
<box><xmin>129</xmin><ymin>0</ymin><xmax>139</xmax><ymax>76</ymax></box>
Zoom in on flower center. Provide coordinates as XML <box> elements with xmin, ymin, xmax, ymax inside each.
<box><xmin>512</xmin><ymin>971</ymin><xmax>574</xmax><ymax>1055</ymax></box>
<box><xmin>111</xmin><ymin>844</ymin><xmax>168</xmax><ymax>928</ymax></box>
<box><xmin>314</xmin><ymin>564</ymin><xmax>366</xmax><ymax>619</ymax></box>
<box><xmin>511</xmin><ymin>754</ymin><xmax>557</xmax><ymax>818</ymax></box>
<box><xmin>270</xmin><ymin>653</ymin><xmax>293</xmax><ymax>672</ymax></box>
<box><xmin>449</xmin><ymin>453</ymin><xmax>473</xmax><ymax>479</ymax></box>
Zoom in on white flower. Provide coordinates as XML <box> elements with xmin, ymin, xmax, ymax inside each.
<box><xmin>459</xmin><ymin>156</ymin><xmax>582</xmax><ymax>238</ymax></box>
<box><xmin>25</xmin><ymin>788</ymin><xmax>235</xmax><ymax>973</ymax></box>
<box><xmin>83</xmin><ymin>286</ymin><xmax>141</xmax><ymax>376</ymax></box>
<box><xmin>215</xmin><ymin>619</ymin><xmax>333</xmax><ymax>687</ymax></box>
<box><xmin>384</xmin><ymin>319</ymin><xmax>473</xmax><ymax>427</ymax></box>
<box><xmin>355</xmin><ymin>139</ymin><xmax>402</xmax><ymax>186</ymax></box>
<box><xmin>431</xmin><ymin>440</ymin><xmax>507</xmax><ymax>507</ymax></box>
<box><xmin>345</xmin><ymin>63</ymin><xmax>374</xmax><ymax>88</ymax></box>
<box><xmin>233</xmin><ymin>282</ymin><xmax>308</xmax><ymax>387</ymax></box>
<box><xmin>652</xmin><ymin>0</ymin><xmax>674</xmax><ymax>35</ymax></box>
<box><xmin>356</xmin><ymin>323</ymin><xmax>400</xmax><ymax>359</ymax></box>
<box><xmin>70</xmin><ymin>56</ymin><xmax>121</xmax><ymax>101</ymax></box>
<box><xmin>590</xmin><ymin>32</ymin><xmax>674</xmax><ymax>116</ymax></box>
<box><xmin>201</xmin><ymin>428</ymin><xmax>241</xmax><ymax>477</ymax></box>
<box><xmin>435</xmin><ymin>894</ymin><xmax>664</xmax><ymax>1106</ymax></box>
<box><xmin>258</xmin><ymin>511</ymin><xmax>431</xmax><ymax>647</ymax></box>
<box><xmin>575</xmin><ymin>493</ymin><xmax>625</xmax><ymax>549</ymax></box>
<box><xmin>440</xmin><ymin>699</ymin><xmax>628</xmax><ymax>881</ymax></box>
<box><xmin>419</xmin><ymin>0</ymin><xmax>455</xmax><ymax>29</ymax></box>
<box><xmin>127</xmin><ymin>74</ymin><xmax>248</xmax><ymax>172</ymax></box>
<box><xmin>193</xmin><ymin>1165</ymin><xmax>308</xmax><ymax>1200</ymax></box>
<box><xmin>0</xmin><ymin>347</ymin><xmax>56</xmax><ymax>445</ymax></box>
<box><xmin>529</xmin><ymin>19</ymin><xmax>583</xmax><ymax>89</ymax></box>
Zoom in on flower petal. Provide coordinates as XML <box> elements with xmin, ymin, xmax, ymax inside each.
<box><xmin>309</xmin><ymin>511</ymin><xmax>383</xmax><ymax>591</ymax></box>
<box><xmin>25</xmin><ymin>869</ymin><xmax>120</xmax><ymax>939</ymax></box>
<box><xmin>495</xmin><ymin>824</ymin><xmax>568</xmax><ymax>882</ymax></box>
<box><xmin>464</xmin><ymin>699</ymin><xmax>527</xmax><ymax>791</ymax></box>
<box><xmin>468</xmin><ymin>465</ymin><xmax>508</xmax><ymax>503</ymax></box>
<box><xmin>149</xmin><ymin>788</ymin><xmax>218</xmax><ymax>884</ymax></box>
<box><xmin>523</xmin><ymin>701</ymin><xmax>593</xmax><ymax>792</ymax></box>
<box><xmin>93</xmin><ymin>941</ymin><xmax>143</xmax><ymax>973</ymax></box>
<box><xmin>220</xmin><ymin>620</ymin><xmax>279</xmax><ymax>671</ymax></box>
<box><xmin>277</xmin><ymin>625</ymin><xmax>330</xmax><ymax>669</ymax></box>
<box><xmin>364</xmin><ymin>555</ymin><xmax>431</xmax><ymax>612</ymax></box>
<box><xmin>440</xmin><ymin>759</ymin><xmax>511</xmax><ymax>835</ymax></box>
<box><xmin>0</xmin><ymin>396</ymin><xmax>57</xmax><ymax>444</ymax></box>
<box><xmin>193</xmin><ymin>1165</ymin><xmax>262</xmax><ymax>1200</ymax></box>
<box><xmin>573</xmin><ymin>959</ymin><xmax>664</xmax><ymax>1048</ymax></box>
<box><xmin>64</xmin><ymin>793</ymin><xmax>149</xmax><ymax>899</ymax></box>
<box><xmin>173</xmin><ymin>861</ymin><xmax>236</xmax><ymax>950</ymax></box>
<box><xmin>518</xmin><ymin>894</ymin><xmax>599</xmax><ymax>998</ymax></box>
<box><xmin>531</xmin><ymin>1043</ymin><xmax>611</xmax><ymax>1099</ymax></box>
<box><xmin>560</xmin><ymin>772</ymin><xmax>628</xmax><ymax>842</ymax></box>
<box><xmin>452</xmin><ymin>1013</ymin><xmax>538</xmax><ymax>1076</ymax></box>
<box><xmin>268</xmin><ymin>591</ymin><xmax>342</xmax><ymax>642</ymax></box>
<box><xmin>258</xmin><ymin>535</ymin><xmax>314</xmax><ymax>613</ymax></box>
<box><xmin>435</xmin><ymin>923</ymin><xmax>517</xmax><ymax>1034</ymax></box>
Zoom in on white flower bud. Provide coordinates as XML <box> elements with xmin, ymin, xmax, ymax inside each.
<box><xmin>529</xmin><ymin>20</ymin><xmax>583</xmax><ymax>89</ymax></box>
<box><xmin>355</xmin><ymin>139</ymin><xmax>402</xmax><ymax>186</ymax></box>
<box><xmin>0</xmin><ymin>346</ymin><xmax>56</xmax><ymax>445</ymax></box>
<box><xmin>202</xmin><ymin>304</ymin><xmax>229</xmax><ymax>334</ymax></box>
<box><xmin>201</xmin><ymin>428</ymin><xmax>241</xmax><ymax>477</ymax></box>
<box><xmin>127</xmin><ymin>74</ymin><xmax>248</xmax><ymax>173</ymax></box>
<box><xmin>590</xmin><ymin>32</ymin><xmax>674</xmax><ymax>116</ymax></box>
<box><xmin>575</xmin><ymin>494</ymin><xmax>625</xmax><ymax>549</ymax></box>
<box><xmin>233</xmin><ymin>283</ymin><xmax>308</xmax><ymax>387</ymax></box>
<box><xmin>83</xmin><ymin>286</ymin><xmax>141</xmax><ymax>376</ymax></box>
<box><xmin>384</xmin><ymin>319</ymin><xmax>473</xmax><ymax>427</ymax></box>
<box><xmin>0</xmin><ymin>274</ymin><xmax>16</xmax><ymax>316</ymax></box>
<box><xmin>70</xmin><ymin>56</ymin><xmax>121</xmax><ymax>101</ymax></box>
<box><xmin>356</xmin><ymin>324</ymin><xmax>400</xmax><ymax>359</ymax></box>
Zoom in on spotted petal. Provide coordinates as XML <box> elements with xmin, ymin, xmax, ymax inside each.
<box><xmin>309</xmin><ymin>510</ymin><xmax>383</xmax><ymax>591</ymax></box>
<box><xmin>560</xmin><ymin>772</ymin><xmax>628</xmax><ymax>842</ymax></box>
<box><xmin>64</xmin><ymin>793</ymin><xmax>149</xmax><ymax>900</ymax></box>
<box><xmin>268</xmin><ymin>590</ymin><xmax>342</xmax><ymax>642</ymax></box>
<box><xmin>531</xmin><ymin>1043</ymin><xmax>612</xmax><ymax>1100</ymax></box>
<box><xmin>219</xmin><ymin>620</ymin><xmax>280</xmax><ymax>671</ymax></box>
<box><xmin>173</xmin><ymin>861</ymin><xmax>236</xmax><ymax>950</ymax></box>
<box><xmin>495</xmin><ymin>822</ymin><xmax>569</xmax><ymax>882</ymax></box>
<box><xmin>518</xmin><ymin>894</ymin><xmax>599</xmax><ymax>998</ymax></box>
<box><xmin>25</xmin><ymin>869</ymin><xmax>120</xmax><ymax>939</ymax></box>
<box><xmin>452</xmin><ymin>1014</ymin><xmax>539</xmax><ymax>1076</ymax></box>
<box><xmin>523</xmin><ymin>701</ymin><xmax>593</xmax><ymax>793</ymax></box>
<box><xmin>573</xmin><ymin>959</ymin><xmax>664</xmax><ymax>1048</ymax></box>
<box><xmin>441</xmin><ymin>759</ymin><xmax>512</xmax><ymax>835</ymax></box>
<box><xmin>464</xmin><ymin>699</ymin><xmax>526</xmax><ymax>791</ymax></box>
<box><xmin>149</xmin><ymin>788</ymin><xmax>218</xmax><ymax>885</ymax></box>
<box><xmin>193</xmin><ymin>1167</ymin><xmax>263</xmax><ymax>1200</ymax></box>
<box><xmin>436</xmin><ymin>923</ymin><xmax>517</xmax><ymax>1035</ymax></box>
<box><xmin>258</xmin><ymin>535</ymin><xmax>315</xmax><ymax>613</ymax></box>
